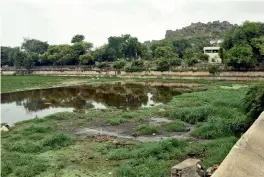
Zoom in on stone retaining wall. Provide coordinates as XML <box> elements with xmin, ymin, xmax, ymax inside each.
<box><xmin>212</xmin><ymin>112</ymin><xmax>264</xmax><ymax>177</ymax></box>
<box><xmin>2</xmin><ymin>70</ymin><xmax>264</xmax><ymax>81</ymax></box>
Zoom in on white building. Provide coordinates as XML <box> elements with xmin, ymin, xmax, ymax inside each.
<box><xmin>203</xmin><ymin>46</ymin><xmax>222</xmax><ymax>63</ymax></box>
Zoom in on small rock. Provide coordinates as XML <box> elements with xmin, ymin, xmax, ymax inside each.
<box><xmin>197</xmin><ymin>163</ymin><xmax>202</xmax><ymax>169</ymax></box>
<box><xmin>206</xmin><ymin>167</ymin><xmax>213</xmax><ymax>176</ymax></box>
<box><xmin>1</xmin><ymin>126</ymin><xmax>9</xmax><ymax>132</ymax></box>
<box><xmin>152</xmin><ymin>133</ymin><xmax>156</xmax><ymax>136</ymax></box>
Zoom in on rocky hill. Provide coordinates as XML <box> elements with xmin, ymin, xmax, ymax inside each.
<box><xmin>165</xmin><ymin>21</ymin><xmax>236</xmax><ymax>39</ymax></box>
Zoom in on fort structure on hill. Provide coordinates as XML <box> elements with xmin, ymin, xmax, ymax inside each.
<box><xmin>165</xmin><ymin>21</ymin><xmax>236</xmax><ymax>39</ymax></box>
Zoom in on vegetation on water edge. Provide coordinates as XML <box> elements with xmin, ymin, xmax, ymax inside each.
<box><xmin>1</xmin><ymin>77</ymin><xmax>263</xmax><ymax>177</ymax></box>
<box><xmin>244</xmin><ymin>84</ymin><xmax>264</xmax><ymax>120</ymax></box>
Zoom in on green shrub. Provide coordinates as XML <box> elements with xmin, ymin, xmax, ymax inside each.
<box><xmin>208</xmin><ymin>65</ymin><xmax>220</xmax><ymax>75</ymax></box>
<box><xmin>108</xmin><ymin>139</ymin><xmax>186</xmax><ymax>160</ymax></box>
<box><xmin>96</xmin><ymin>62</ymin><xmax>110</xmax><ymax>69</ymax></box>
<box><xmin>116</xmin><ymin>157</ymin><xmax>171</xmax><ymax>177</ymax></box>
<box><xmin>155</xmin><ymin>58</ymin><xmax>170</xmax><ymax>71</ymax></box>
<box><xmin>169</xmin><ymin>58</ymin><xmax>182</xmax><ymax>67</ymax></box>
<box><xmin>122</xmin><ymin>113</ymin><xmax>136</xmax><ymax>119</ymax></box>
<box><xmin>201</xmin><ymin>137</ymin><xmax>238</xmax><ymax>167</ymax></box>
<box><xmin>1</xmin><ymin>161</ymin><xmax>13</xmax><ymax>177</ymax></box>
<box><xmin>15</xmin><ymin>163</ymin><xmax>48</xmax><ymax>177</ymax></box>
<box><xmin>6</xmin><ymin>141</ymin><xmax>43</xmax><ymax>153</ymax></box>
<box><xmin>43</xmin><ymin>133</ymin><xmax>72</xmax><ymax>149</ymax></box>
<box><xmin>135</xmin><ymin>125</ymin><xmax>160</xmax><ymax>135</ymax></box>
<box><xmin>113</xmin><ymin>60</ymin><xmax>126</xmax><ymax>70</ymax></box>
<box><xmin>165</xmin><ymin>105</ymin><xmax>214</xmax><ymax>124</ymax></box>
<box><xmin>1</xmin><ymin>152</ymin><xmax>49</xmax><ymax>177</ymax></box>
<box><xmin>106</xmin><ymin>118</ymin><xmax>126</xmax><ymax>125</ymax></box>
<box><xmin>191</xmin><ymin>115</ymin><xmax>250</xmax><ymax>139</ymax></box>
<box><xmin>124</xmin><ymin>60</ymin><xmax>145</xmax><ymax>72</ymax></box>
<box><xmin>164</xmin><ymin>121</ymin><xmax>186</xmax><ymax>132</ymax></box>
<box><xmin>199</xmin><ymin>53</ymin><xmax>209</xmax><ymax>62</ymax></box>
<box><xmin>22</xmin><ymin>125</ymin><xmax>52</xmax><ymax>135</ymax></box>
<box><xmin>244</xmin><ymin>84</ymin><xmax>264</xmax><ymax>120</ymax></box>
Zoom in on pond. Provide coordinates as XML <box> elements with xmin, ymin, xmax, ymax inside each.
<box><xmin>1</xmin><ymin>82</ymin><xmax>199</xmax><ymax>125</ymax></box>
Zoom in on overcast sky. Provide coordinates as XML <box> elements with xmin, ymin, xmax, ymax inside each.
<box><xmin>1</xmin><ymin>0</ymin><xmax>264</xmax><ymax>47</ymax></box>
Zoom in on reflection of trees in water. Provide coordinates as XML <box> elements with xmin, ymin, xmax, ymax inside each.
<box><xmin>1</xmin><ymin>84</ymin><xmax>185</xmax><ymax>112</ymax></box>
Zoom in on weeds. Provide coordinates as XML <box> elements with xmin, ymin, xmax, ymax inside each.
<box><xmin>135</xmin><ymin>125</ymin><xmax>160</xmax><ymax>135</ymax></box>
<box><xmin>106</xmin><ymin>118</ymin><xmax>126</xmax><ymax>125</ymax></box>
<box><xmin>164</xmin><ymin>121</ymin><xmax>186</xmax><ymax>132</ymax></box>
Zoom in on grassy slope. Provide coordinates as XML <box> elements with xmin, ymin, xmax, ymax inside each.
<box><xmin>1</xmin><ymin>75</ymin><xmax>257</xmax><ymax>93</ymax></box>
<box><xmin>0</xmin><ymin>76</ymin><xmax>257</xmax><ymax>177</ymax></box>
<box><xmin>1</xmin><ymin>76</ymin><xmax>123</xmax><ymax>93</ymax></box>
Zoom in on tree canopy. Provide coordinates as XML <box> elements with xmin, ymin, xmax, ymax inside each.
<box><xmin>221</xmin><ymin>21</ymin><xmax>264</xmax><ymax>69</ymax></box>
<box><xmin>1</xmin><ymin>21</ymin><xmax>263</xmax><ymax>71</ymax></box>
<box><xmin>71</xmin><ymin>34</ymin><xmax>85</xmax><ymax>43</ymax></box>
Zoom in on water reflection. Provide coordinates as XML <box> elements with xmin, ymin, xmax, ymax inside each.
<box><xmin>1</xmin><ymin>83</ymin><xmax>190</xmax><ymax>124</ymax></box>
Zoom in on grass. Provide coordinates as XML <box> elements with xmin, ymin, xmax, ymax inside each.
<box><xmin>1</xmin><ymin>76</ymin><xmax>259</xmax><ymax>177</ymax></box>
<box><xmin>135</xmin><ymin>125</ymin><xmax>160</xmax><ymax>135</ymax></box>
<box><xmin>0</xmin><ymin>75</ymin><xmax>122</xmax><ymax>93</ymax></box>
<box><xmin>105</xmin><ymin>118</ymin><xmax>127</xmax><ymax>125</ymax></box>
<box><xmin>163</xmin><ymin>120</ymin><xmax>186</xmax><ymax>132</ymax></box>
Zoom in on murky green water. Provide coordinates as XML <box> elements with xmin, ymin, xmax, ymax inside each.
<box><xmin>1</xmin><ymin>82</ymin><xmax>196</xmax><ymax>125</ymax></box>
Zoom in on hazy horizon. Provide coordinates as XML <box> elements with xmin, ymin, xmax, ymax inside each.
<box><xmin>1</xmin><ymin>0</ymin><xmax>264</xmax><ymax>47</ymax></box>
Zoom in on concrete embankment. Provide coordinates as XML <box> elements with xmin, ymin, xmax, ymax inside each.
<box><xmin>2</xmin><ymin>70</ymin><xmax>264</xmax><ymax>81</ymax></box>
<box><xmin>212</xmin><ymin>112</ymin><xmax>264</xmax><ymax>177</ymax></box>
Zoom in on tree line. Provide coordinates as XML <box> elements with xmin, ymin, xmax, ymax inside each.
<box><xmin>1</xmin><ymin>21</ymin><xmax>263</xmax><ymax>72</ymax></box>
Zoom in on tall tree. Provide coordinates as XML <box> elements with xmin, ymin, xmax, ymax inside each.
<box><xmin>21</xmin><ymin>38</ymin><xmax>49</xmax><ymax>55</ymax></box>
<box><xmin>1</xmin><ymin>46</ymin><xmax>20</xmax><ymax>66</ymax></box>
<box><xmin>221</xmin><ymin>21</ymin><xmax>264</xmax><ymax>68</ymax></box>
<box><xmin>154</xmin><ymin>46</ymin><xmax>176</xmax><ymax>59</ymax></box>
<box><xmin>43</xmin><ymin>45</ymin><xmax>77</xmax><ymax>65</ymax></box>
<box><xmin>226</xmin><ymin>44</ymin><xmax>256</xmax><ymax>68</ymax></box>
<box><xmin>71</xmin><ymin>34</ymin><xmax>85</xmax><ymax>43</ymax></box>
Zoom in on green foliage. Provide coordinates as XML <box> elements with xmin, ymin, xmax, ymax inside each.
<box><xmin>164</xmin><ymin>121</ymin><xmax>186</xmax><ymax>132</ymax></box>
<box><xmin>169</xmin><ymin>58</ymin><xmax>182</xmax><ymax>67</ymax></box>
<box><xmin>208</xmin><ymin>65</ymin><xmax>220</xmax><ymax>75</ymax></box>
<box><xmin>162</xmin><ymin>88</ymin><xmax>249</xmax><ymax>138</ymax></box>
<box><xmin>23</xmin><ymin>53</ymin><xmax>37</xmax><ymax>70</ymax></box>
<box><xmin>244</xmin><ymin>84</ymin><xmax>264</xmax><ymax>120</ymax></box>
<box><xmin>154</xmin><ymin>46</ymin><xmax>176</xmax><ymax>58</ymax></box>
<box><xmin>122</xmin><ymin>113</ymin><xmax>136</xmax><ymax>119</ymax></box>
<box><xmin>226</xmin><ymin>44</ymin><xmax>256</xmax><ymax>68</ymax></box>
<box><xmin>164</xmin><ymin>105</ymin><xmax>214</xmax><ymax>124</ymax></box>
<box><xmin>124</xmin><ymin>59</ymin><xmax>145</xmax><ymax>72</ymax></box>
<box><xmin>155</xmin><ymin>58</ymin><xmax>170</xmax><ymax>71</ymax></box>
<box><xmin>22</xmin><ymin>125</ymin><xmax>52</xmax><ymax>135</ymax></box>
<box><xmin>22</xmin><ymin>38</ymin><xmax>49</xmax><ymax>55</ymax></box>
<box><xmin>109</xmin><ymin>139</ymin><xmax>187</xmax><ymax>176</ymax></box>
<box><xmin>96</xmin><ymin>62</ymin><xmax>110</xmax><ymax>69</ymax></box>
<box><xmin>186</xmin><ymin>57</ymin><xmax>198</xmax><ymax>66</ymax></box>
<box><xmin>199</xmin><ymin>53</ymin><xmax>209</xmax><ymax>61</ymax></box>
<box><xmin>71</xmin><ymin>34</ymin><xmax>85</xmax><ymax>43</ymax></box>
<box><xmin>116</xmin><ymin>157</ymin><xmax>171</xmax><ymax>177</ymax></box>
<box><xmin>43</xmin><ymin>44</ymin><xmax>78</xmax><ymax>65</ymax></box>
<box><xmin>13</xmin><ymin>50</ymin><xmax>27</xmax><ymax>69</ymax></box>
<box><xmin>42</xmin><ymin>133</ymin><xmax>72</xmax><ymax>149</ymax></box>
<box><xmin>79</xmin><ymin>53</ymin><xmax>95</xmax><ymax>66</ymax></box>
<box><xmin>221</xmin><ymin>21</ymin><xmax>264</xmax><ymax>68</ymax></box>
<box><xmin>105</xmin><ymin>118</ymin><xmax>126</xmax><ymax>125</ymax></box>
<box><xmin>113</xmin><ymin>60</ymin><xmax>126</xmax><ymax>70</ymax></box>
<box><xmin>1</xmin><ymin>152</ymin><xmax>49</xmax><ymax>177</ymax></box>
<box><xmin>1</xmin><ymin>46</ymin><xmax>19</xmax><ymax>66</ymax></box>
<box><xmin>135</xmin><ymin>125</ymin><xmax>160</xmax><ymax>135</ymax></box>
